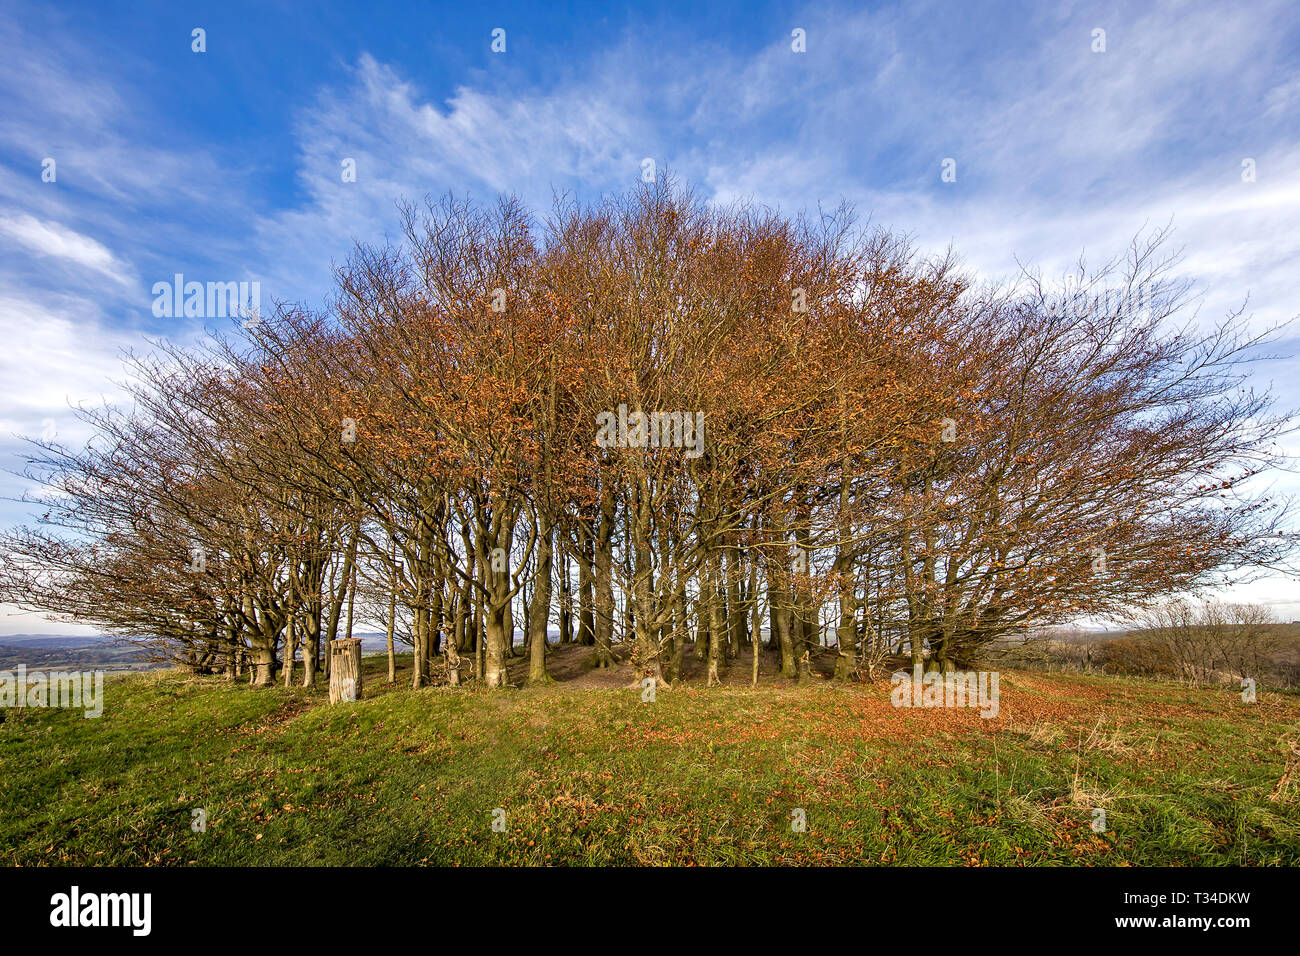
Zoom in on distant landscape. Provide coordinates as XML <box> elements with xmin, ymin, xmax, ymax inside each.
<box><xmin>0</xmin><ymin>635</ymin><xmax>162</xmax><ymax>673</ymax></box>
<box><xmin>0</xmin><ymin>633</ymin><xmax>399</xmax><ymax>673</ymax></box>
<box><xmin>8</xmin><ymin>618</ymin><xmax>1300</xmax><ymax>686</ymax></box>
<box><xmin>1011</xmin><ymin>621</ymin><xmax>1300</xmax><ymax>690</ymax></box>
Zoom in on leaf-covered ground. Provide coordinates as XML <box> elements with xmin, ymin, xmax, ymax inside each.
<box><xmin>2</xmin><ymin>653</ymin><xmax>1298</xmax><ymax>865</ymax></box>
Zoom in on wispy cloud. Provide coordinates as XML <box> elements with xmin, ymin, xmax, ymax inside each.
<box><xmin>0</xmin><ymin>214</ymin><xmax>135</xmax><ymax>286</ymax></box>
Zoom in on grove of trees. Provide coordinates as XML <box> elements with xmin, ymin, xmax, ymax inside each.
<box><xmin>2</xmin><ymin>180</ymin><xmax>1294</xmax><ymax>692</ymax></box>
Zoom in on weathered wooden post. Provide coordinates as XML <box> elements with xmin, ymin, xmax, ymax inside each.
<box><xmin>329</xmin><ymin>637</ymin><xmax>363</xmax><ymax>704</ymax></box>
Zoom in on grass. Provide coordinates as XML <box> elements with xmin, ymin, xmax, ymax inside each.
<box><xmin>2</xmin><ymin>653</ymin><xmax>1299</xmax><ymax>865</ymax></box>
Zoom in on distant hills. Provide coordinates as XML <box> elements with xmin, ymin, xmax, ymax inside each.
<box><xmin>0</xmin><ymin>634</ymin><xmax>127</xmax><ymax>649</ymax></box>
<box><xmin>0</xmin><ymin>632</ymin><xmax>400</xmax><ymax>672</ymax></box>
<box><xmin>0</xmin><ymin>634</ymin><xmax>161</xmax><ymax>672</ymax></box>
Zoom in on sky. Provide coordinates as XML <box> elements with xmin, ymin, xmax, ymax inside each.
<box><xmin>1</xmin><ymin>0</ymin><xmax>1299</xmax><ymax>633</ymax></box>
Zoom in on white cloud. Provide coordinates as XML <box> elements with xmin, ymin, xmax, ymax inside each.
<box><xmin>0</xmin><ymin>293</ymin><xmax>132</xmax><ymax>439</ymax></box>
<box><xmin>0</xmin><ymin>611</ymin><xmax>101</xmax><ymax>637</ymax></box>
<box><xmin>0</xmin><ymin>214</ymin><xmax>135</xmax><ymax>286</ymax></box>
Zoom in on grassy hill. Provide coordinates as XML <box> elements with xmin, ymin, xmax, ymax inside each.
<box><xmin>2</xmin><ymin>648</ymin><xmax>1299</xmax><ymax>866</ymax></box>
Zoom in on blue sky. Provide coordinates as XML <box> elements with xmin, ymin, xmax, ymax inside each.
<box><xmin>2</xmin><ymin>0</ymin><xmax>1300</xmax><ymax>632</ymax></box>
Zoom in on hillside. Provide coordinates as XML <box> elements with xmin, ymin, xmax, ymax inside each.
<box><xmin>3</xmin><ymin>646</ymin><xmax>1298</xmax><ymax>866</ymax></box>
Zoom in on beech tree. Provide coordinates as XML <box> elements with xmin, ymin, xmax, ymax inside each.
<box><xmin>2</xmin><ymin>182</ymin><xmax>1294</xmax><ymax>690</ymax></box>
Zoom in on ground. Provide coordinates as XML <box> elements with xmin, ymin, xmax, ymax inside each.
<box><xmin>2</xmin><ymin>643</ymin><xmax>1298</xmax><ymax>865</ymax></box>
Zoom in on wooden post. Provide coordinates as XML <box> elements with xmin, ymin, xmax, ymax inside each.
<box><xmin>329</xmin><ymin>637</ymin><xmax>363</xmax><ymax>704</ymax></box>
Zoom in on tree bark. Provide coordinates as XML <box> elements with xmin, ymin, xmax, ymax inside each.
<box><xmin>527</xmin><ymin>513</ymin><xmax>554</xmax><ymax>684</ymax></box>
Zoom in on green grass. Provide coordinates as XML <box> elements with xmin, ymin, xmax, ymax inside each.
<box><xmin>2</xmin><ymin>656</ymin><xmax>1299</xmax><ymax>865</ymax></box>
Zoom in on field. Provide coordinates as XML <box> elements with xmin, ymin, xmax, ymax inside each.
<box><xmin>3</xmin><ymin>648</ymin><xmax>1299</xmax><ymax>866</ymax></box>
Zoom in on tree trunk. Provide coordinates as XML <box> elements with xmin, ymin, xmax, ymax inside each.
<box><xmin>592</xmin><ymin>494</ymin><xmax>616</xmax><ymax>668</ymax></box>
<box><xmin>527</xmin><ymin>514</ymin><xmax>554</xmax><ymax>684</ymax></box>
<box><xmin>386</xmin><ymin>579</ymin><xmax>397</xmax><ymax>684</ymax></box>
<box><xmin>484</xmin><ymin>603</ymin><xmax>509</xmax><ymax>688</ymax></box>
<box><xmin>578</xmin><ymin>526</ymin><xmax>595</xmax><ymax>646</ymax></box>
<box><xmin>283</xmin><ymin>613</ymin><xmax>296</xmax><ymax>688</ymax></box>
<box><xmin>325</xmin><ymin>506</ymin><xmax>361</xmax><ymax>678</ymax></box>
<box><xmin>630</xmin><ymin>479</ymin><xmax>662</xmax><ymax>685</ymax></box>
<box><xmin>329</xmin><ymin>637</ymin><xmax>362</xmax><ymax>703</ymax></box>
<box><xmin>705</xmin><ymin>548</ymin><xmax>724</xmax><ymax>686</ymax></box>
<box><xmin>750</xmin><ymin>556</ymin><xmax>761</xmax><ymax>686</ymax></box>
<box><xmin>727</xmin><ymin>538</ymin><xmax>743</xmax><ymax>660</ymax></box>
